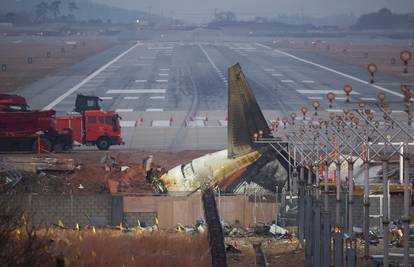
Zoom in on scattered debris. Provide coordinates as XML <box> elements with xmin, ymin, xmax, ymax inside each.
<box><xmin>2</xmin><ymin>156</ymin><xmax>76</xmax><ymax>173</ymax></box>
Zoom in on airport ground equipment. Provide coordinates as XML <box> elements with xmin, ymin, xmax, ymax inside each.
<box><xmin>56</xmin><ymin>95</ymin><xmax>123</xmax><ymax>150</ymax></box>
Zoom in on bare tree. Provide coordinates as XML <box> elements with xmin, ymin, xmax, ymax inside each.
<box><xmin>35</xmin><ymin>2</ymin><xmax>49</xmax><ymax>22</ymax></box>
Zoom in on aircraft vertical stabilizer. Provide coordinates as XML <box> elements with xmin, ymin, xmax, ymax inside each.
<box><xmin>227</xmin><ymin>63</ymin><xmax>272</xmax><ymax>158</ymax></box>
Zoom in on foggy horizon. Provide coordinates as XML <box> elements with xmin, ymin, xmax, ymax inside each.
<box><xmin>92</xmin><ymin>0</ymin><xmax>414</xmax><ymax>22</ymax></box>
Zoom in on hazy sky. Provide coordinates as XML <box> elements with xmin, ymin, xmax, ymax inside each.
<box><xmin>92</xmin><ymin>0</ymin><xmax>414</xmax><ymax>22</ymax></box>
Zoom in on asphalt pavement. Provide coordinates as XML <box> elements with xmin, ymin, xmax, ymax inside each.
<box><xmin>15</xmin><ymin>29</ymin><xmax>411</xmax><ymax>151</ymax></box>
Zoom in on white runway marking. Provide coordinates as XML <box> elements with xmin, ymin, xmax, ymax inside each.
<box><xmin>308</xmin><ymin>96</ymin><xmax>323</xmax><ymax>100</ymax></box>
<box><xmin>148</xmin><ymin>47</ymin><xmax>173</xmax><ymax>50</ymax></box>
<box><xmin>106</xmin><ymin>89</ymin><xmax>166</xmax><ymax>94</ymax></box>
<box><xmin>256</xmin><ymin>43</ymin><xmax>404</xmax><ymax>98</ymax></box>
<box><xmin>264</xmin><ymin>68</ymin><xmax>275</xmax><ymax>72</ymax></box>
<box><xmin>156</xmin><ymin>80</ymin><xmax>168</xmax><ymax>83</ymax></box>
<box><xmin>116</xmin><ymin>109</ymin><xmax>134</xmax><ymax>112</ymax></box>
<box><xmin>199</xmin><ymin>44</ymin><xmax>228</xmax><ymax>86</ymax></box>
<box><xmin>158</xmin><ymin>73</ymin><xmax>169</xmax><ymax>76</ymax></box>
<box><xmin>135</xmin><ymin>80</ymin><xmax>147</xmax><ymax>83</ymax></box>
<box><xmin>146</xmin><ymin>108</ymin><xmax>164</xmax><ymax>112</ymax></box>
<box><xmin>43</xmin><ymin>42</ymin><xmax>140</xmax><ymax>110</ymax></box>
<box><xmin>124</xmin><ymin>96</ymin><xmax>140</xmax><ymax>100</ymax></box>
<box><xmin>99</xmin><ymin>97</ymin><xmax>113</xmax><ymax>100</ymax></box>
<box><xmin>160</xmin><ymin>68</ymin><xmax>170</xmax><ymax>71</ymax></box>
<box><xmin>302</xmin><ymin>80</ymin><xmax>315</xmax><ymax>84</ymax></box>
<box><xmin>150</xmin><ymin>96</ymin><xmax>166</xmax><ymax>99</ymax></box>
<box><xmin>360</xmin><ymin>97</ymin><xmax>376</xmax><ymax>101</ymax></box>
<box><xmin>281</xmin><ymin>80</ymin><xmax>294</xmax><ymax>83</ymax></box>
<box><xmin>271</xmin><ymin>74</ymin><xmax>283</xmax><ymax>77</ymax></box>
<box><xmin>297</xmin><ymin>90</ymin><xmax>360</xmax><ymax>95</ymax></box>
<box><xmin>120</xmin><ymin>121</ymin><xmax>137</xmax><ymax>127</ymax></box>
<box><xmin>325</xmin><ymin>109</ymin><xmax>344</xmax><ymax>113</ymax></box>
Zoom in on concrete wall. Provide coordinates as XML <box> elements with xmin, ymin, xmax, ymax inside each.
<box><xmin>0</xmin><ymin>192</ymin><xmax>405</xmax><ymax>229</ymax></box>
<box><xmin>0</xmin><ymin>193</ymin><xmax>277</xmax><ymax>229</ymax></box>
<box><xmin>122</xmin><ymin>193</ymin><xmax>278</xmax><ymax>228</ymax></box>
<box><xmin>0</xmin><ymin>194</ymin><xmax>112</xmax><ymax>227</ymax></box>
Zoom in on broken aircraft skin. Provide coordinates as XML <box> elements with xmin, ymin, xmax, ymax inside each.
<box><xmin>156</xmin><ymin>63</ymin><xmax>289</xmax><ymax>193</ymax></box>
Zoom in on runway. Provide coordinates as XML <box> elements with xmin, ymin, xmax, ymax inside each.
<box><xmin>16</xmin><ymin>30</ymin><xmax>409</xmax><ymax>151</ymax></box>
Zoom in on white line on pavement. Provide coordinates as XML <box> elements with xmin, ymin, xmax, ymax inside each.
<box><xmin>308</xmin><ymin>96</ymin><xmax>323</xmax><ymax>100</ymax></box>
<box><xmin>302</xmin><ymin>80</ymin><xmax>315</xmax><ymax>84</ymax></box>
<box><xmin>43</xmin><ymin>43</ymin><xmax>140</xmax><ymax>110</ymax></box>
<box><xmin>116</xmin><ymin>109</ymin><xmax>134</xmax><ymax>112</ymax></box>
<box><xmin>124</xmin><ymin>96</ymin><xmax>140</xmax><ymax>100</ymax></box>
<box><xmin>160</xmin><ymin>68</ymin><xmax>170</xmax><ymax>71</ymax></box>
<box><xmin>281</xmin><ymin>80</ymin><xmax>294</xmax><ymax>83</ymax></box>
<box><xmin>106</xmin><ymin>89</ymin><xmax>166</xmax><ymax>94</ymax></box>
<box><xmin>158</xmin><ymin>73</ymin><xmax>169</xmax><ymax>76</ymax></box>
<box><xmin>325</xmin><ymin>109</ymin><xmax>344</xmax><ymax>113</ymax></box>
<box><xmin>135</xmin><ymin>80</ymin><xmax>147</xmax><ymax>83</ymax></box>
<box><xmin>297</xmin><ymin>89</ymin><xmax>360</xmax><ymax>95</ymax></box>
<box><xmin>256</xmin><ymin>43</ymin><xmax>404</xmax><ymax>98</ymax></box>
<box><xmin>198</xmin><ymin>44</ymin><xmax>228</xmax><ymax>85</ymax></box>
<box><xmin>360</xmin><ymin>97</ymin><xmax>376</xmax><ymax>101</ymax></box>
<box><xmin>264</xmin><ymin>68</ymin><xmax>275</xmax><ymax>72</ymax></box>
<box><xmin>120</xmin><ymin>121</ymin><xmax>137</xmax><ymax>127</ymax></box>
<box><xmin>146</xmin><ymin>108</ymin><xmax>164</xmax><ymax>112</ymax></box>
<box><xmin>271</xmin><ymin>74</ymin><xmax>283</xmax><ymax>77</ymax></box>
<box><xmin>156</xmin><ymin>80</ymin><xmax>168</xmax><ymax>83</ymax></box>
<box><xmin>99</xmin><ymin>97</ymin><xmax>113</xmax><ymax>100</ymax></box>
<box><xmin>150</xmin><ymin>96</ymin><xmax>166</xmax><ymax>99</ymax></box>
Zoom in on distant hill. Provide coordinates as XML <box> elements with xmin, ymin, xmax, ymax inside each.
<box><xmin>355</xmin><ymin>8</ymin><xmax>414</xmax><ymax>29</ymax></box>
<box><xmin>1</xmin><ymin>0</ymin><xmax>166</xmax><ymax>24</ymax></box>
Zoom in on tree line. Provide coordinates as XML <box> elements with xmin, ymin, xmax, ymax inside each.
<box><xmin>0</xmin><ymin>1</ymin><xmax>79</xmax><ymax>25</ymax></box>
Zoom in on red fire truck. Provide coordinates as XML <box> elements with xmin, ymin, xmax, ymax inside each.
<box><xmin>55</xmin><ymin>95</ymin><xmax>123</xmax><ymax>150</ymax></box>
<box><xmin>0</xmin><ymin>94</ymin><xmax>123</xmax><ymax>152</ymax></box>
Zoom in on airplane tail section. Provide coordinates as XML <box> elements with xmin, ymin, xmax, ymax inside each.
<box><xmin>227</xmin><ymin>63</ymin><xmax>272</xmax><ymax>158</ymax></box>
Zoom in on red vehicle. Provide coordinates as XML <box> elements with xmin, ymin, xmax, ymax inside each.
<box><xmin>0</xmin><ymin>94</ymin><xmax>73</xmax><ymax>152</ymax></box>
<box><xmin>55</xmin><ymin>95</ymin><xmax>123</xmax><ymax>150</ymax></box>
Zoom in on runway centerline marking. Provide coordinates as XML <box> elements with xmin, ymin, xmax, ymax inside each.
<box><xmin>281</xmin><ymin>80</ymin><xmax>294</xmax><ymax>83</ymax></box>
<box><xmin>106</xmin><ymin>89</ymin><xmax>166</xmax><ymax>94</ymax></box>
<box><xmin>135</xmin><ymin>80</ymin><xmax>147</xmax><ymax>83</ymax></box>
<box><xmin>124</xmin><ymin>96</ymin><xmax>140</xmax><ymax>100</ymax></box>
<box><xmin>43</xmin><ymin>42</ymin><xmax>140</xmax><ymax>110</ymax></box>
<box><xmin>99</xmin><ymin>97</ymin><xmax>113</xmax><ymax>100</ymax></box>
<box><xmin>199</xmin><ymin>44</ymin><xmax>228</xmax><ymax>86</ymax></box>
<box><xmin>158</xmin><ymin>73</ymin><xmax>169</xmax><ymax>76</ymax></box>
<box><xmin>256</xmin><ymin>43</ymin><xmax>404</xmax><ymax>98</ymax></box>
<box><xmin>302</xmin><ymin>80</ymin><xmax>315</xmax><ymax>84</ymax></box>
<box><xmin>146</xmin><ymin>108</ymin><xmax>164</xmax><ymax>112</ymax></box>
<box><xmin>150</xmin><ymin>96</ymin><xmax>166</xmax><ymax>99</ymax></box>
<box><xmin>156</xmin><ymin>79</ymin><xmax>168</xmax><ymax>83</ymax></box>
<box><xmin>116</xmin><ymin>109</ymin><xmax>134</xmax><ymax>112</ymax></box>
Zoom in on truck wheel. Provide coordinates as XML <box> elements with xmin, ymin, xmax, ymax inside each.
<box><xmin>32</xmin><ymin>138</ymin><xmax>52</xmax><ymax>153</ymax></box>
<box><xmin>97</xmin><ymin>137</ymin><xmax>111</xmax><ymax>151</ymax></box>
